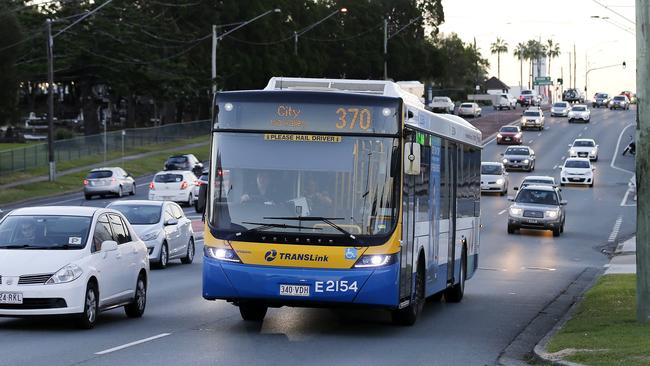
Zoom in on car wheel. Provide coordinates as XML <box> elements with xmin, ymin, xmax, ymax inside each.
<box><xmin>445</xmin><ymin>249</ymin><xmax>466</xmax><ymax>303</ymax></box>
<box><xmin>560</xmin><ymin>220</ymin><xmax>565</xmax><ymax>233</ymax></box>
<box><xmin>181</xmin><ymin>237</ymin><xmax>195</xmax><ymax>264</ymax></box>
<box><xmin>392</xmin><ymin>257</ymin><xmax>425</xmax><ymax>325</ymax></box>
<box><xmin>590</xmin><ymin>181</ymin><xmax>594</xmax><ymax>188</ymax></box>
<box><xmin>186</xmin><ymin>193</ymin><xmax>193</xmax><ymax>207</ymax></box>
<box><xmin>239</xmin><ymin>302</ymin><xmax>268</xmax><ymax>321</ymax></box>
<box><xmin>125</xmin><ymin>274</ymin><xmax>147</xmax><ymax>318</ymax></box>
<box><xmin>130</xmin><ymin>184</ymin><xmax>136</xmax><ymax>196</ymax></box>
<box><xmin>552</xmin><ymin>226</ymin><xmax>561</xmax><ymax>237</ymax></box>
<box><xmin>117</xmin><ymin>186</ymin><xmax>123</xmax><ymax>198</ymax></box>
<box><xmin>77</xmin><ymin>282</ymin><xmax>98</xmax><ymax>329</ymax></box>
<box><xmin>507</xmin><ymin>224</ymin><xmax>515</xmax><ymax>234</ymax></box>
<box><xmin>157</xmin><ymin>242</ymin><xmax>169</xmax><ymax>269</ymax></box>
<box><xmin>594</xmin><ymin>156</ymin><xmax>598</xmax><ymax>162</ymax></box>
<box><xmin>85</xmin><ymin>194</ymin><xmax>92</xmax><ymax>200</ymax></box>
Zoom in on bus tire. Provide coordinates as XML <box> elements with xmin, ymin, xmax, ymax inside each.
<box><xmin>445</xmin><ymin>248</ymin><xmax>466</xmax><ymax>303</ymax></box>
<box><xmin>392</xmin><ymin>255</ymin><xmax>425</xmax><ymax>326</ymax></box>
<box><xmin>239</xmin><ymin>302</ymin><xmax>268</xmax><ymax>322</ymax></box>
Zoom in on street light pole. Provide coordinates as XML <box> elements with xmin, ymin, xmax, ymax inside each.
<box><xmin>584</xmin><ymin>62</ymin><xmax>626</xmax><ymax>100</ymax></box>
<box><xmin>46</xmin><ymin>18</ymin><xmax>55</xmax><ymax>181</ymax></box>
<box><xmin>211</xmin><ymin>8</ymin><xmax>281</xmax><ymax>95</ymax></box>
<box><xmin>383</xmin><ymin>18</ymin><xmax>388</xmax><ymax>80</ymax></box>
<box><xmin>293</xmin><ymin>8</ymin><xmax>347</xmax><ymax>57</ymax></box>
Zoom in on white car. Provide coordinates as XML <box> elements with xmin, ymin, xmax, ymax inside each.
<box><xmin>494</xmin><ymin>94</ymin><xmax>516</xmax><ymax>110</ymax></box>
<box><xmin>521</xmin><ymin>108</ymin><xmax>545</xmax><ymax>130</ymax></box>
<box><xmin>568</xmin><ymin>105</ymin><xmax>591</xmax><ymax>123</ymax></box>
<box><xmin>560</xmin><ymin>158</ymin><xmax>595</xmax><ymax>187</ymax></box>
<box><xmin>569</xmin><ymin>139</ymin><xmax>599</xmax><ymax>161</ymax></box>
<box><xmin>108</xmin><ymin>200</ymin><xmax>195</xmax><ymax>269</ymax></box>
<box><xmin>149</xmin><ymin>170</ymin><xmax>198</xmax><ymax>206</ymax></box>
<box><xmin>0</xmin><ymin>206</ymin><xmax>149</xmax><ymax>329</ymax></box>
<box><xmin>458</xmin><ymin>102</ymin><xmax>482</xmax><ymax>117</ymax></box>
<box><xmin>481</xmin><ymin>162</ymin><xmax>508</xmax><ymax>195</ymax></box>
<box><xmin>430</xmin><ymin>96</ymin><xmax>455</xmax><ymax>113</ymax></box>
<box><xmin>518</xmin><ymin>176</ymin><xmax>556</xmax><ymax>190</ymax></box>
<box><xmin>551</xmin><ymin>102</ymin><xmax>571</xmax><ymax>117</ymax></box>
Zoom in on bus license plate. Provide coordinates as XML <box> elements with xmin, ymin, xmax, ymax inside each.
<box><xmin>0</xmin><ymin>292</ymin><xmax>23</xmax><ymax>304</ymax></box>
<box><xmin>279</xmin><ymin>284</ymin><xmax>310</xmax><ymax>297</ymax></box>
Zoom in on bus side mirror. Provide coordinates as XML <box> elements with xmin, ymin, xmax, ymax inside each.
<box><xmin>390</xmin><ymin>146</ymin><xmax>400</xmax><ymax>177</ymax></box>
<box><xmin>404</xmin><ymin>142</ymin><xmax>421</xmax><ymax>175</ymax></box>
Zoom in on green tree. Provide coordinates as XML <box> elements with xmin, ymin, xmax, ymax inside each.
<box><xmin>0</xmin><ymin>9</ymin><xmax>23</xmax><ymax>127</ymax></box>
<box><xmin>490</xmin><ymin>37</ymin><xmax>508</xmax><ymax>80</ymax></box>
<box><xmin>513</xmin><ymin>42</ymin><xmax>526</xmax><ymax>88</ymax></box>
<box><xmin>546</xmin><ymin>39</ymin><xmax>560</xmax><ymax>78</ymax></box>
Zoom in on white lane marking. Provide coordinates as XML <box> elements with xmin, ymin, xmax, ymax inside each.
<box><xmin>608</xmin><ymin>215</ymin><xmax>623</xmax><ymax>243</ymax></box>
<box><xmin>553</xmin><ymin>165</ymin><xmax>558</xmax><ymax>170</ymax></box>
<box><xmin>498</xmin><ymin>209</ymin><xmax>507</xmax><ymax>215</ymax></box>
<box><xmin>583</xmin><ymin>126</ymin><xmax>588</xmax><ymax>130</ymax></box>
<box><xmin>611</xmin><ymin>123</ymin><xmax>635</xmax><ymax>174</ymax></box>
<box><xmin>537</xmin><ymin>132</ymin><xmax>542</xmax><ymax>136</ymax></box>
<box><xmin>577</xmin><ymin>133</ymin><xmax>582</xmax><ymax>137</ymax></box>
<box><xmin>621</xmin><ymin>175</ymin><xmax>637</xmax><ymax>207</ymax></box>
<box><xmin>95</xmin><ymin>333</ymin><xmax>171</xmax><ymax>355</ymax></box>
<box><xmin>561</xmin><ymin>156</ymin><xmax>565</xmax><ymax>160</ymax></box>
<box><xmin>528</xmin><ymin>139</ymin><xmax>533</xmax><ymax>143</ymax></box>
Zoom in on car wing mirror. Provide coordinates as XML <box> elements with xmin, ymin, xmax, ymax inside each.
<box><xmin>101</xmin><ymin>240</ymin><xmax>118</xmax><ymax>252</ymax></box>
<box><xmin>507</xmin><ymin>196</ymin><xmax>514</xmax><ymax>201</ymax></box>
<box><xmin>560</xmin><ymin>200</ymin><xmax>568</xmax><ymax>206</ymax></box>
<box><xmin>165</xmin><ymin>218</ymin><xmax>178</xmax><ymax>226</ymax></box>
<box><xmin>513</xmin><ymin>186</ymin><xmax>518</xmax><ymax>191</ymax></box>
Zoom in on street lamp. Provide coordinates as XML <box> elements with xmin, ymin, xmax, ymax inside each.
<box><xmin>293</xmin><ymin>7</ymin><xmax>347</xmax><ymax>56</ymax></box>
<box><xmin>46</xmin><ymin>0</ymin><xmax>115</xmax><ymax>181</ymax></box>
<box><xmin>585</xmin><ymin>61</ymin><xmax>626</xmax><ymax>100</ymax></box>
<box><xmin>211</xmin><ymin>8</ymin><xmax>282</xmax><ymax>94</ymax></box>
<box><xmin>383</xmin><ymin>15</ymin><xmax>422</xmax><ymax>80</ymax></box>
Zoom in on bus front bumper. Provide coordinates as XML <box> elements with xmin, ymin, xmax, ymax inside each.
<box><xmin>202</xmin><ymin>257</ymin><xmax>399</xmax><ymax>308</ymax></box>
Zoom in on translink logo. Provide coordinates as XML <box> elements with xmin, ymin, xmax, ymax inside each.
<box><xmin>264</xmin><ymin>249</ymin><xmax>329</xmax><ymax>262</ymax></box>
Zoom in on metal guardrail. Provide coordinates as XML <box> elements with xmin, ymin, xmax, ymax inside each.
<box><xmin>0</xmin><ymin>120</ymin><xmax>211</xmax><ymax>174</ymax></box>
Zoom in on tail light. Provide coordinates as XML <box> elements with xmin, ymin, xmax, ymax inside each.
<box><xmin>195</xmin><ymin>181</ymin><xmax>201</xmax><ymax>186</ymax></box>
<box><xmin>149</xmin><ymin>182</ymin><xmax>155</xmax><ymax>190</ymax></box>
<box><xmin>83</xmin><ymin>179</ymin><xmax>88</xmax><ymax>185</ymax></box>
<box><xmin>180</xmin><ymin>181</ymin><xmax>189</xmax><ymax>190</ymax></box>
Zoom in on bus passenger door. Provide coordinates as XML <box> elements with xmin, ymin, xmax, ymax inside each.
<box><xmin>399</xmin><ymin>173</ymin><xmax>416</xmax><ymax>302</ymax></box>
<box><xmin>446</xmin><ymin>142</ymin><xmax>458</xmax><ymax>285</ymax></box>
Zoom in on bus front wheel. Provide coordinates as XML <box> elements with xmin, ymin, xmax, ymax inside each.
<box><xmin>239</xmin><ymin>302</ymin><xmax>268</xmax><ymax>322</ymax></box>
<box><xmin>392</xmin><ymin>258</ymin><xmax>425</xmax><ymax>326</ymax></box>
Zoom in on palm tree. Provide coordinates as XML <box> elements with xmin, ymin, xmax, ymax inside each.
<box><xmin>546</xmin><ymin>39</ymin><xmax>561</xmax><ymax>78</ymax></box>
<box><xmin>513</xmin><ymin>42</ymin><xmax>526</xmax><ymax>88</ymax></box>
<box><xmin>490</xmin><ymin>37</ymin><xmax>509</xmax><ymax>80</ymax></box>
<box><xmin>525</xmin><ymin>39</ymin><xmax>546</xmax><ymax>88</ymax></box>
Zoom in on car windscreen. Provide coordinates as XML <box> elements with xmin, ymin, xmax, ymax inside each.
<box><xmin>167</xmin><ymin>156</ymin><xmax>188</xmax><ymax>164</ymax></box>
<box><xmin>110</xmin><ymin>205</ymin><xmax>162</xmax><ymax>225</ymax></box>
<box><xmin>596</xmin><ymin>93</ymin><xmax>608</xmax><ymax>98</ymax></box>
<box><xmin>515</xmin><ymin>189</ymin><xmax>558</xmax><ymax>205</ymax></box>
<box><xmin>613</xmin><ymin>96</ymin><xmax>625</xmax><ymax>101</ymax></box>
<box><xmin>572</xmin><ymin>106</ymin><xmax>586</xmax><ymax>111</ymax></box>
<box><xmin>521</xmin><ymin>90</ymin><xmax>533</xmax><ymax>95</ymax></box>
<box><xmin>500</xmin><ymin>127</ymin><xmax>518</xmax><ymax>133</ymax></box>
<box><xmin>481</xmin><ymin>165</ymin><xmax>502</xmax><ymax>175</ymax></box>
<box><xmin>523</xmin><ymin>111</ymin><xmax>540</xmax><ymax>116</ymax></box>
<box><xmin>154</xmin><ymin>173</ymin><xmax>184</xmax><ymax>183</ymax></box>
<box><xmin>433</xmin><ymin>97</ymin><xmax>448</xmax><ymax>102</ymax></box>
<box><xmin>460</xmin><ymin>103</ymin><xmax>473</xmax><ymax>108</ymax></box>
<box><xmin>0</xmin><ymin>215</ymin><xmax>91</xmax><ymax>249</ymax></box>
<box><xmin>565</xmin><ymin>160</ymin><xmax>590</xmax><ymax>168</ymax></box>
<box><xmin>553</xmin><ymin>103</ymin><xmax>566</xmax><ymax>107</ymax></box>
<box><xmin>87</xmin><ymin>170</ymin><xmax>113</xmax><ymax>179</ymax></box>
<box><xmin>505</xmin><ymin>148</ymin><xmax>529</xmax><ymax>155</ymax></box>
<box><xmin>573</xmin><ymin>141</ymin><xmax>594</xmax><ymax>147</ymax></box>
<box><xmin>522</xmin><ymin>179</ymin><xmax>553</xmax><ymax>185</ymax></box>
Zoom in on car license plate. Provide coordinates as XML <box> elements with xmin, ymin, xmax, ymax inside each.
<box><xmin>0</xmin><ymin>292</ymin><xmax>23</xmax><ymax>304</ymax></box>
<box><xmin>279</xmin><ymin>284</ymin><xmax>310</xmax><ymax>297</ymax></box>
<box><xmin>527</xmin><ymin>219</ymin><xmax>538</xmax><ymax>224</ymax></box>
<box><xmin>505</xmin><ymin>137</ymin><xmax>511</xmax><ymax>141</ymax></box>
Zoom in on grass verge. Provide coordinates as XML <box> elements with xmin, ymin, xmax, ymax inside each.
<box><xmin>546</xmin><ymin>274</ymin><xmax>650</xmax><ymax>366</ymax></box>
<box><xmin>0</xmin><ymin>142</ymin><xmax>36</xmax><ymax>152</ymax></box>
<box><xmin>0</xmin><ymin>136</ymin><xmax>209</xmax><ymax>185</ymax></box>
<box><xmin>0</xmin><ymin>140</ymin><xmax>210</xmax><ymax>205</ymax></box>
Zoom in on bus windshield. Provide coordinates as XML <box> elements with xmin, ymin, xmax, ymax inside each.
<box><xmin>208</xmin><ymin>132</ymin><xmax>399</xmax><ymax>242</ymax></box>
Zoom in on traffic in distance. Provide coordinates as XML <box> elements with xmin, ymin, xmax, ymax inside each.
<box><xmin>0</xmin><ymin>78</ymin><xmax>635</xmax><ymax>330</ymax></box>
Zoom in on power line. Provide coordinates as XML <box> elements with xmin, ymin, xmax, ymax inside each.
<box><xmin>301</xmin><ymin>22</ymin><xmax>383</xmax><ymax>42</ymax></box>
<box><xmin>53</xmin><ymin>0</ymin><xmax>114</xmax><ymax>38</ymax></box>
<box><xmin>0</xmin><ymin>33</ymin><xmax>42</xmax><ymax>53</ymax></box>
<box><xmin>591</xmin><ymin>0</ymin><xmax>635</xmax><ymax>25</ymax></box>
<box><xmin>224</xmin><ymin>34</ymin><xmax>293</xmax><ymax>46</ymax></box>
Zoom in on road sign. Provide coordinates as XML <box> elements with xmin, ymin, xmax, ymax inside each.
<box><xmin>534</xmin><ymin>76</ymin><xmax>551</xmax><ymax>82</ymax></box>
<box><xmin>533</xmin><ymin>79</ymin><xmax>553</xmax><ymax>86</ymax></box>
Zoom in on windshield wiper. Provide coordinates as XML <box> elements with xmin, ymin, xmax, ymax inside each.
<box><xmin>235</xmin><ymin>222</ymin><xmax>321</xmax><ymax>237</ymax></box>
<box><xmin>0</xmin><ymin>244</ymin><xmax>41</xmax><ymax>249</ymax></box>
<box><xmin>264</xmin><ymin>216</ymin><xmax>360</xmax><ymax>244</ymax></box>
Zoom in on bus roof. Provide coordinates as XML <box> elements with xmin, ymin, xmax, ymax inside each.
<box><xmin>263</xmin><ymin>77</ymin><xmax>482</xmax><ymax>147</ymax></box>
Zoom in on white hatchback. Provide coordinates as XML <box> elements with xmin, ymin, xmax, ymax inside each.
<box><xmin>569</xmin><ymin>138</ymin><xmax>599</xmax><ymax>161</ymax></box>
<box><xmin>149</xmin><ymin>170</ymin><xmax>198</xmax><ymax>206</ymax></box>
<box><xmin>0</xmin><ymin>206</ymin><xmax>149</xmax><ymax>328</ymax></box>
<box><xmin>481</xmin><ymin>162</ymin><xmax>508</xmax><ymax>195</ymax></box>
<box><xmin>560</xmin><ymin>158</ymin><xmax>595</xmax><ymax>187</ymax></box>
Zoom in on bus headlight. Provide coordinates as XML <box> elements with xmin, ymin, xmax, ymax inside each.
<box><xmin>204</xmin><ymin>246</ymin><xmax>241</xmax><ymax>263</ymax></box>
<box><xmin>354</xmin><ymin>253</ymin><xmax>397</xmax><ymax>268</ymax></box>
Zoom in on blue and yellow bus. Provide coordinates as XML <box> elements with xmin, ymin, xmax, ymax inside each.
<box><xmin>203</xmin><ymin>77</ymin><xmax>481</xmax><ymax>325</ymax></box>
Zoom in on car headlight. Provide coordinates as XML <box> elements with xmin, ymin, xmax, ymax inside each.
<box><xmin>204</xmin><ymin>246</ymin><xmax>241</xmax><ymax>263</ymax></box>
<box><xmin>496</xmin><ymin>178</ymin><xmax>504</xmax><ymax>185</ymax></box>
<box><xmin>521</xmin><ymin>117</ymin><xmax>526</xmax><ymax>123</ymax></box>
<box><xmin>502</xmin><ymin>158</ymin><xmax>508</xmax><ymax>164</ymax></box>
<box><xmin>46</xmin><ymin>264</ymin><xmax>83</xmax><ymax>284</ymax></box>
<box><xmin>569</xmin><ymin>149</ymin><xmax>576</xmax><ymax>155</ymax></box>
<box><xmin>497</xmin><ymin>133</ymin><xmax>503</xmax><ymax>138</ymax></box>
<box><xmin>523</xmin><ymin>159</ymin><xmax>529</xmax><ymax>164</ymax></box>
<box><xmin>140</xmin><ymin>231</ymin><xmax>160</xmax><ymax>241</ymax></box>
<box><xmin>509</xmin><ymin>207</ymin><xmax>523</xmax><ymax>215</ymax></box>
<box><xmin>354</xmin><ymin>253</ymin><xmax>397</xmax><ymax>268</ymax></box>
<box><xmin>591</xmin><ymin>149</ymin><xmax>597</xmax><ymax>154</ymax></box>
<box><xmin>545</xmin><ymin>210</ymin><xmax>558</xmax><ymax>218</ymax></box>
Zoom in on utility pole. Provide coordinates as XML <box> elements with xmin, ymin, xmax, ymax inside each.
<box><xmin>383</xmin><ymin>18</ymin><xmax>388</xmax><ymax>80</ymax></box>
<box><xmin>46</xmin><ymin>18</ymin><xmax>55</xmax><ymax>181</ymax></box>
<box><xmin>211</xmin><ymin>24</ymin><xmax>217</xmax><ymax>94</ymax></box>
<box><xmin>573</xmin><ymin>43</ymin><xmax>577</xmax><ymax>90</ymax></box>
<box><xmin>568</xmin><ymin>52</ymin><xmax>572</xmax><ymax>89</ymax></box>
<box><xmin>294</xmin><ymin>31</ymin><xmax>298</xmax><ymax>56</ymax></box>
<box><xmin>636</xmin><ymin>0</ymin><xmax>650</xmax><ymax>323</ymax></box>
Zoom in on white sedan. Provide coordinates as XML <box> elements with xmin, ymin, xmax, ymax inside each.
<box><xmin>458</xmin><ymin>102</ymin><xmax>482</xmax><ymax>117</ymax></box>
<box><xmin>108</xmin><ymin>200</ymin><xmax>195</xmax><ymax>269</ymax></box>
<box><xmin>0</xmin><ymin>206</ymin><xmax>149</xmax><ymax>328</ymax></box>
<box><xmin>149</xmin><ymin>170</ymin><xmax>199</xmax><ymax>206</ymax></box>
<box><xmin>569</xmin><ymin>138</ymin><xmax>599</xmax><ymax>161</ymax></box>
<box><xmin>560</xmin><ymin>158</ymin><xmax>595</xmax><ymax>187</ymax></box>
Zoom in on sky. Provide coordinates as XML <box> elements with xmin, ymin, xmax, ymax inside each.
<box><xmin>438</xmin><ymin>0</ymin><xmax>636</xmax><ymax>96</ymax></box>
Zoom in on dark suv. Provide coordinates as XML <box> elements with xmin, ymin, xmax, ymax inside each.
<box><xmin>562</xmin><ymin>89</ymin><xmax>584</xmax><ymax>104</ymax></box>
<box><xmin>164</xmin><ymin>154</ymin><xmax>203</xmax><ymax>177</ymax></box>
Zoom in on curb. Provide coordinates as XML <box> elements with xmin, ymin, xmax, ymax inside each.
<box><xmin>497</xmin><ymin>267</ymin><xmax>602</xmax><ymax>366</ymax></box>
